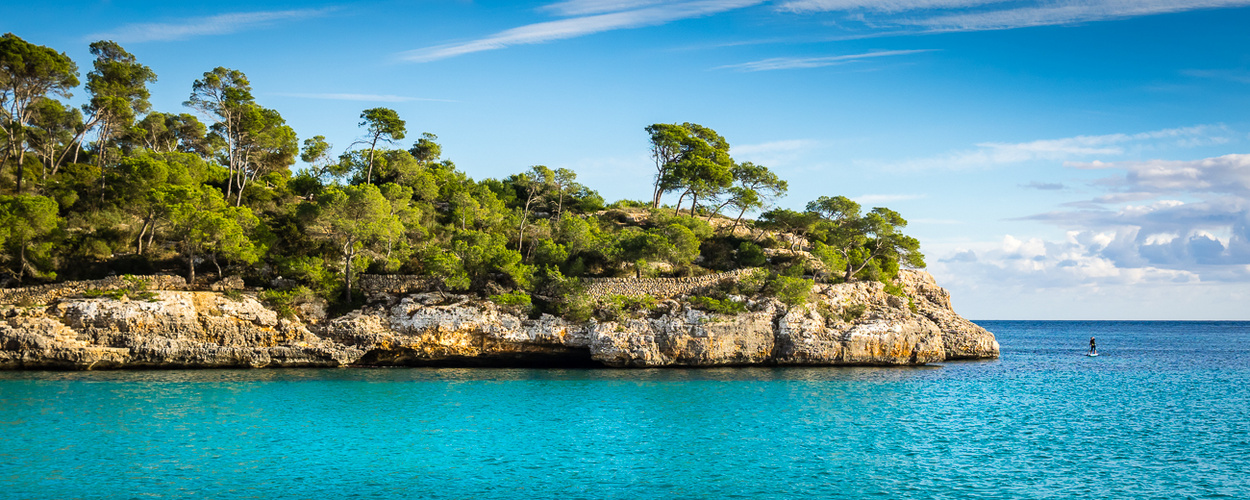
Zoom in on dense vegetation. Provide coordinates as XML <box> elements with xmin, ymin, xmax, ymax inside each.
<box><xmin>0</xmin><ymin>33</ymin><xmax>924</xmax><ymax>314</ymax></box>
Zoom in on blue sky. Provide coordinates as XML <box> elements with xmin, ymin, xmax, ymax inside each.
<box><xmin>7</xmin><ymin>0</ymin><xmax>1250</xmax><ymax>319</ymax></box>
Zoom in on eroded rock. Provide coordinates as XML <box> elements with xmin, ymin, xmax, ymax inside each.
<box><xmin>0</xmin><ymin>270</ymin><xmax>997</xmax><ymax>369</ymax></box>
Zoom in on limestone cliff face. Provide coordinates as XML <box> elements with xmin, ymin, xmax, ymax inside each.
<box><xmin>0</xmin><ymin>270</ymin><xmax>997</xmax><ymax>369</ymax></box>
<box><xmin>1</xmin><ymin>291</ymin><xmax>359</xmax><ymax>369</ymax></box>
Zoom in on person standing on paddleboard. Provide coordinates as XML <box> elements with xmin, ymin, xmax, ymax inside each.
<box><xmin>1089</xmin><ymin>336</ymin><xmax>1097</xmax><ymax>356</ymax></box>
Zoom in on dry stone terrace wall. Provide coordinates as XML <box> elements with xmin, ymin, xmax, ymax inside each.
<box><xmin>357</xmin><ymin>269</ymin><xmax>757</xmax><ymax>301</ymax></box>
<box><xmin>357</xmin><ymin>275</ymin><xmax>440</xmax><ymax>297</ymax></box>
<box><xmin>0</xmin><ymin>275</ymin><xmax>189</xmax><ymax>305</ymax></box>
<box><xmin>581</xmin><ymin>269</ymin><xmax>756</xmax><ymax>300</ymax></box>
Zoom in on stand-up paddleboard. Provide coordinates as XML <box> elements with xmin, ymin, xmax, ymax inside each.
<box><xmin>1087</xmin><ymin>352</ymin><xmax>1099</xmax><ymax>357</ymax></box>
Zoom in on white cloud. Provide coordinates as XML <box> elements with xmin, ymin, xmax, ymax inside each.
<box><xmin>943</xmin><ymin>152</ymin><xmax>1250</xmax><ymax>292</ymax></box>
<box><xmin>883</xmin><ymin>125</ymin><xmax>1231</xmax><ymax>171</ymax></box>
<box><xmin>908</xmin><ymin>0</ymin><xmax>1250</xmax><ymax>32</ymax></box>
<box><xmin>718</xmin><ymin>49</ymin><xmax>935</xmax><ymax>71</ymax></box>
<box><xmin>775</xmin><ymin>0</ymin><xmax>1250</xmax><ymax>33</ymax></box>
<box><xmin>541</xmin><ymin>0</ymin><xmax>673</xmax><ymax>16</ymax></box>
<box><xmin>87</xmin><ymin>8</ymin><xmax>335</xmax><ymax>43</ymax></box>
<box><xmin>273</xmin><ymin>93</ymin><xmax>457</xmax><ymax>103</ymax></box>
<box><xmin>778</xmin><ymin>0</ymin><xmax>1004</xmax><ymax>14</ymax></box>
<box><xmin>1069</xmin><ymin>153</ymin><xmax>1250</xmax><ymax>197</ymax></box>
<box><xmin>400</xmin><ymin>0</ymin><xmax>764</xmax><ymax>62</ymax></box>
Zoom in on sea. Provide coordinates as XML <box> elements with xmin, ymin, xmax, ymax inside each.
<box><xmin>1</xmin><ymin>321</ymin><xmax>1247</xmax><ymax>499</ymax></box>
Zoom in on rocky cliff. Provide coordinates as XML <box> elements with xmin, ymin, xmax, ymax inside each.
<box><xmin>0</xmin><ymin>270</ymin><xmax>997</xmax><ymax>369</ymax></box>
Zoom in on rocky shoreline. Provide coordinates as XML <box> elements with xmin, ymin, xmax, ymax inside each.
<box><xmin>0</xmin><ymin>270</ymin><xmax>998</xmax><ymax>370</ymax></box>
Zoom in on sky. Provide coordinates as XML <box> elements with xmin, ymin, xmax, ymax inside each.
<box><xmin>6</xmin><ymin>0</ymin><xmax>1250</xmax><ymax>319</ymax></box>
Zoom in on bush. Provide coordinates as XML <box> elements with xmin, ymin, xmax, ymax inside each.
<box><xmin>260</xmin><ymin>286</ymin><xmax>317</xmax><ymax>319</ymax></box>
<box><xmin>840</xmin><ymin>303</ymin><xmax>867</xmax><ymax>322</ymax></box>
<box><xmin>883</xmin><ymin>281</ymin><xmax>905</xmax><ymax>297</ymax></box>
<box><xmin>765</xmin><ymin>274</ymin><xmax>813</xmax><ymax>306</ymax></box>
<box><xmin>688</xmin><ymin>295</ymin><xmax>747</xmax><ymax>315</ymax></box>
<box><xmin>736</xmin><ymin>241</ymin><xmax>767</xmax><ymax>268</ymax></box>
<box><xmin>489</xmin><ymin>291</ymin><xmax>533</xmax><ymax>313</ymax></box>
<box><xmin>607</xmin><ymin>199</ymin><xmax>650</xmax><ymax>209</ymax></box>
<box><xmin>596</xmin><ymin>294</ymin><xmax>658</xmax><ymax>321</ymax></box>
<box><xmin>82</xmin><ymin>275</ymin><xmax>158</xmax><ymax>302</ymax></box>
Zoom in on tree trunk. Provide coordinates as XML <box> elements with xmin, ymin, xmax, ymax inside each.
<box><xmin>366</xmin><ymin>136</ymin><xmax>379</xmax><ymax>185</ymax></box>
<box><xmin>17</xmin><ymin>242</ymin><xmax>27</xmax><ymax>283</ymax></box>
<box><xmin>136</xmin><ymin>218</ymin><xmax>150</xmax><ymax>254</ymax></box>
<box><xmin>730</xmin><ymin>206</ymin><xmax>748</xmax><ymax>234</ymax></box>
<box><xmin>674</xmin><ymin>191</ymin><xmax>687</xmax><ymax>216</ymax></box>
<box><xmin>15</xmin><ymin>147</ymin><xmax>26</xmax><ymax>194</ymax></box>
<box><xmin>212</xmin><ymin>253</ymin><xmax>222</xmax><ymax>277</ymax></box>
<box><xmin>518</xmin><ymin>192</ymin><xmax>535</xmax><ymax>255</ymax></box>
<box><xmin>187</xmin><ymin>250</ymin><xmax>197</xmax><ymax>284</ymax></box>
<box><xmin>343</xmin><ymin>243</ymin><xmax>354</xmax><ymax>303</ymax></box>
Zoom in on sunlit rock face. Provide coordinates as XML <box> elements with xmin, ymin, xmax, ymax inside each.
<box><xmin>0</xmin><ymin>270</ymin><xmax>996</xmax><ymax>369</ymax></box>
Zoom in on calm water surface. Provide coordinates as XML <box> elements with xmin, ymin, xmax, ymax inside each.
<box><xmin>1</xmin><ymin>321</ymin><xmax>1248</xmax><ymax>499</ymax></box>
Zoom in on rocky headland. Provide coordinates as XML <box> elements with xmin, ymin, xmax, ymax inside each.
<box><xmin>0</xmin><ymin>270</ymin><xmax>997</xmax><ymax>369</ymax></box>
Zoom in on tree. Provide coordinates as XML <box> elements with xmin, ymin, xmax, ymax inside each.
<box><xmin>25</xmin><ymin>98</ymin><xmax>81</xmax><ymax>180</ymax></box>
<box><xmin>646</xmin><ymin>122</ymin><xmax>733</xmax><ymax>215</ymax></box>
<box><xmin>80</xmin><ymin>41</ymin><xmax>156</xmax><ymax>171</ymax></box>
<box><xmin>228</xmin><ymin>105</ymin><xmax>297</xmax><ymax>205</ymax></box>
<box><xmin>0</xmin><ymin>33</ymin><xmax>79</xmax><ymax>193</ymax></box>
<box><xmin>806</xmin><ymin>196</ymin><xmax>924</xmax><ymax>281</ymax></box>
<box><xmin>645</xmin><ymin>123</ymin><xmax>684</xmax><ymax>208</ymax></box>
<box><xmin>408</xmin><ymin>132</ymin><xmax>441</xmax><ymax>165</ymax></box>
<box><xmin>712</xmin><ymin>161</ymin><xmax>788</xmax><ymax>232</ymax></box>
<box><xmin>185</xmin><ymin>67</ymin><xmax>259</xmax><ymax>203</ymax></box>
<box><xmin>300</xmin><ymin>135</ymin><xmax>333</xmax><ymax>178</ymax></box>
<box><xmin>357</xmin><ymin>107</ymin><xmax>406</xmax><ymax>185</ymax></box>
<box><xmin>0</xmin><ymin>194</ymin><xmax>60</xmax><ymax>282</ymax></box>
<box><xmin>311</xmin><ymin>184</ymin><xmax>398</xmax><ymax>301</ymax></box>
<box><xmin>758</xmin><ymin>208</ymin><xmax>820</xmax><ymax>250</ymax></box>
<box><xmin>127</xmin><ymin>112</ymin><xmax>209</xmax><ymax>155</ymax></box>
<box><xmin>512</xmin><ymin>165</ymin><xmax>554</xmax><ymax>256</ymax></box>
<box><xmin>551</xmin><ymin>167</ymin><xmax>578</xmax><ymax>228</ymax></box>
<box><xmin>164</xmin><ymin>185</ymin><xmax>260</xmax><ymax>283</ymax></box>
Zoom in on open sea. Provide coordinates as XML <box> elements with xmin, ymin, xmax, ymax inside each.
<box><xmin>1</xmin><ymin>320</ymin><xmax>1248</xmax><ymax>499</ymax></box>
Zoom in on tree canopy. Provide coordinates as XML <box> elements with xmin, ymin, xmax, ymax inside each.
<box><xmin>0</xmin><ymin>33</ymin><xmax>927</xmax><ymax>315</ymax></box>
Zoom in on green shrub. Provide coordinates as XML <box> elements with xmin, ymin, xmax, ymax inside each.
<box><xmin>688</xmin><ymin>295</ymin><xmax>747</xmax><ymax>315</ymax></box>
<box><xmin>490</xmin><ymin>291</ymin><xmax>533</xmax><ymax>309</ymax></box>
<box><xmin>596</xmin><ymin>294</ymin><xmax>658</xmax><ymax>321</ymax></box>
<box><xmin>260</xmin><ymin>286</ymin><xmax>316</xmax><ymax>319</ymax></box>
<box><xmin>765</xmin><ymin>274</ymin><xmax>813</xmax><ymax>306</ymax></box>
<box><xmin>736</xmin><ymin>241</ymin><xmax>767</xmax><ymax>268</ymax></box>
<box><xmin>840</xmin><ymin>303</ymin><xmax>867</xmax><ymax>322</ymax></box>
<box><xmin>81</xmin><ymin>276</ymin><xmax>158</xmax><ymax>302</ymax></box>
<box><xmin>558</xmin><ymin>295</ymin><xmax>594</xmax><ymax>323</ymax></box>
<box><xmin>883</xmin><ymin>281</ymin><xmax>905</xmax><ymax>297</ymax></box>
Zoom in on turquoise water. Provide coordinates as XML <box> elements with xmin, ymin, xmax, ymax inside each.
<box><xmin>1</xmin><ymin>321</ymin><xmax>1248</xmax><ymax>499</ymax></box>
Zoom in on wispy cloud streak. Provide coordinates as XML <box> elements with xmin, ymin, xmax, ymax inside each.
<box><xmin>883</xmin><ymin>125</ymin><xmax>1231</xmax><ymax>171</ymax></box>
<box><xmin>399</xmin><ymin>0</ymin><xmax>763</xmax><ymax>62</ymax></box>
<box><xmin>719</xmin><ymin>49</ymin><xmax>934</xmax><ymax>71</ymax></box>
<box><xmin>776</xmin><ymin>0</ymin><xmax>1250</xmax><ymax>33</ymax></box>
<box><xmin>88</xmin><ymin>8</ymin><xmax>335</xmax><ymax>43</ymax></box>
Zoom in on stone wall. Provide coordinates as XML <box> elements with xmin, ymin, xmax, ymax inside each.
<box><xmin>357</xmin><ymin>269</ymin><xmax>758</xmax><ymax>301</ymax></box>
<box><xmin>357</xmin><ymin>274</ymin><xmax>439</xmax><ymax>297</ymax></box>
<box><xmin>582</xmin><ymin>268</ymin><xmax>756</xmax><ymax>300</ymax></box>
<box><xmin>0</xmin><ymin>275</ymin><xmax>189</xmax><ymax>306</ymax></box>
